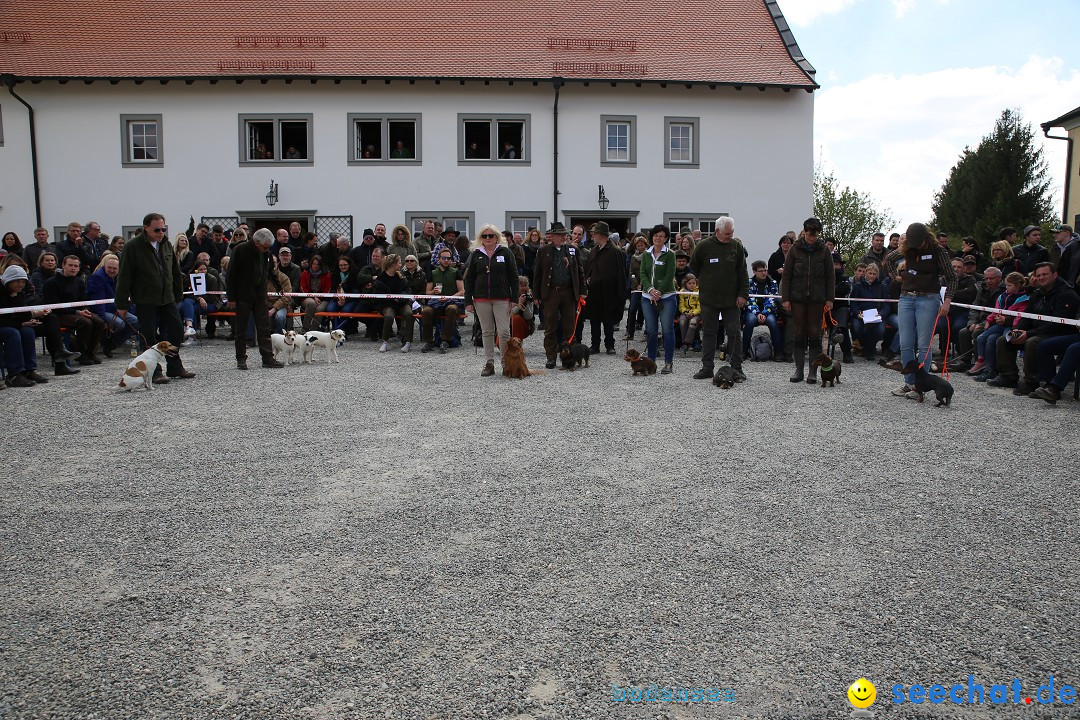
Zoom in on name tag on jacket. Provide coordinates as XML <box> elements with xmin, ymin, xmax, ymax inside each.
<box><xmin>496</xmin><ymin>256</ymin><xmax>505</xmax><ymax>263</ymax></box>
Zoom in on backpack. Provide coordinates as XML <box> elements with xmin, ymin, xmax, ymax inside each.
<box><xmin>750</xmin><ymin>332</ymin><xmax>773</xmax><ymax>361</ymax></box>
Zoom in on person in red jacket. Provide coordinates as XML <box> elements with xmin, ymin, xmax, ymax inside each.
<box><xmin>299</xmin><ymin>254</ymin><xmax>332</xmax><ymax>332</ymax></box>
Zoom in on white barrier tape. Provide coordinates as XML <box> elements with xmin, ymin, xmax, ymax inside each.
<box><xmin>0</xmin><ymin>298</ymin><xmax>113</xmax><ymax>316</ymax></box>
<box><xmin>951</xmin><ymin>301</ymin><xmax>1080</xmax><ymax>327</ymax></box>
<box><xmin>182</xmin><ymin>290</ymin><xmax>457</xmax><ymax>300</ymax></box>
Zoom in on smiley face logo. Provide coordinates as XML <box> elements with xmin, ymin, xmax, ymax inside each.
<box><xmin>848</xmin><ymin>678</ymin><xmax>876</xmax><ymax>709</ymax></box>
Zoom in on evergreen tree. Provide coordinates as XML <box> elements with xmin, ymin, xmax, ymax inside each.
<box><xmin>931</xmin><ymin>109</ymin><xmax>1053</xmax><ymax>245</ymax></box>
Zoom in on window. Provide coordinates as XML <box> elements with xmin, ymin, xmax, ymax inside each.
<box><xmin>663</xmin><ymin>213</ymin><xmax>723</xmax><ymax>243</ymax></box>
<box><xmin>348</xmin><ymin>114</ymin><xmax>421</xmax><ymax>165</ymax></box>
<box><xmin>664</xmin><ymin>116</ymin><xmax>700</xmax><ymax>168</ymax></box>
<box><xmin>238</xmin><ymin>114</ymin><xmax>313</xmax><ymax>165</ymax></box>
<box><xmin>505</xmin><ymin>213</ymin><xmax>547</xmax><ymax>241</ymax></box>
<box><xmin>600</xmin><ymin>115</ymin><xmax>636</xmax><ymax>166</ymax></box>
<box><xmin>120</xmin><ymin>114</ymin><xmax>163</xmax><ymax>167</ymax></box>
<box><xmin>459</xmin><ymin>115</ymin><xmax>530</xmax><ymax>164</ymax></box>
<box><xmin>405</xmin><ymin>212</ymin><xmax>477</xmax><ymax>242</ymax></box>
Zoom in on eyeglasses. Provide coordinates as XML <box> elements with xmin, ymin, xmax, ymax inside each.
<box><xmin>480</xmin><ymin>233</ymin><xmax>497</xmax><ymax>239</ymax></box>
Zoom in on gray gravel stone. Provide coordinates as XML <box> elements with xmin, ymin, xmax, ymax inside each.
<box><xmin>1</xmin><ymin>329</ymin><xmax>1076</xmax><ymax>719</ymax></box>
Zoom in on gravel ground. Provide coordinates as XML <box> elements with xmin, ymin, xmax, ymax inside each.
<box><xmin>2</xmin><ymin>322</ymin><xmax>1077</xmax><ymax>720</ymax></box>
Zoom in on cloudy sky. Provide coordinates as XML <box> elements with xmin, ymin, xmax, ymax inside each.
<box><xmin>783</xmin><ymin>0</ymin><xmax>1080</xmax><ymax>232</ymax></box>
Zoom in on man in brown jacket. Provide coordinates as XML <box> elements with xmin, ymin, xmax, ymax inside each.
<box><xmin>533</xmin><ymin>222</ymin><xmax>586</xmax><ymax>368</ymax></box>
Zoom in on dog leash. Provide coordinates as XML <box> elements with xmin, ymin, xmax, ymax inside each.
<box><xmin>920</xmin><ymin>318</ymin><xmax>952</xmax><ymax>380</ymax></box>
<box><xmin>566</xmin><ymin>296</ymin><xmax>588</xmax><ymax>345</ymax></box>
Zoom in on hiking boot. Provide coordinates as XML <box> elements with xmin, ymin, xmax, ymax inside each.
<box><xmin>892</xmin><ymin>384</ymin><xmax>912</xmax><ymax>397</ymax></box>
<box><xmin>6</xmin><ymin>373</ymin><xmax>35</xmax><ymax>388</ymax></box>
<box><xmin>1033</xmin><ymin>385</ymin><xmax>1061</xmax><ymax>404</ymax></box>
<box><xmin>481</xmin><ymin>361</ymin><xmax>495</xmax><ymax>377</ymax></box>
<box><xmin>905</xmin><ymin>390</ymin><xmax>923</xmax><ymax>400</ymax></box>
<box><xmin>693</xmin><ymin>367</ymin><xmax>713</xmax><ymax>380</ymax></box>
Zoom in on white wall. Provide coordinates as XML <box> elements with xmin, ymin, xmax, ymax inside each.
<box><xmin>0</xmin><ymin>79</ymin><xmax>812</xmax><ymax>263</ymax></box>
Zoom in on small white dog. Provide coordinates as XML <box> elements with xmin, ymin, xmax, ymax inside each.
<box><xmin>118</xmin><ymin>341</ymin><xmax>178</xmax><ymax>391</ymax></box>
<box><xmin>304</xmin><ymin>329</ymin><xmax>346</xmax><ymax>363</ymax></box>
<box><xmin>271</xmin><ymin>330</ymin><xmax>306</xmax><ymax>365</ymax></box>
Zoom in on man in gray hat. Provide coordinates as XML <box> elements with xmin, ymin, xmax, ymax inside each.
<box><xmin>579</xmin><ymin>221</ymin><xmax>626</xmax><ymax>354</ymax></box>
<box><xmin>534</xmin><ymin>222</ymin><xmax>586</xmax><ymax>368</ymax></box>
<box><xmin>1012</xmin><ymin>225</ymin><xmax>1048</xmax><ymax>274</ymax></box>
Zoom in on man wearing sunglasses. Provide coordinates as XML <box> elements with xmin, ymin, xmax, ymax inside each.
<box><xmin>114</xmin><ymin>212</ymin><xmax>196</xmax><ymax>383</ymax></box>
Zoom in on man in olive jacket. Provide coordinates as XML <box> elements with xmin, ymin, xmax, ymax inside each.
<box><xmin>114</xmin><ymin>212</ymin><xmax>194</xmax><ymax>382</ymax></box>
<box><xmin>689</xmin><ymin>216</ymin><xmax>749</xmax><ymax>380</ymax></box>
<box><xmin>226</xmin><ymin>228</ymin><xmax>285</xmax><ymax>370</ymax></box>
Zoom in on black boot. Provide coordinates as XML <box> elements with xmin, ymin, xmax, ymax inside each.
<box><xmin>806</xmin><ymin>340</ymin><xmax>819</xmax><ymax>384</ymax></box>
<box><xmin>789</xmin><ymin>342</ymin><xmax>805</xmax><ymax>382</ymax></box>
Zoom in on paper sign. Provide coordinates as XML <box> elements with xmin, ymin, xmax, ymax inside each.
<box><xmin>863</xmin><ymin>308</ymin><xmax>882</xmax><ymax>324</ymax></box>
<box><xmin>190</xmin><ymin>273</ymin><xmax>207</xmax><ymax>296</ymax></box>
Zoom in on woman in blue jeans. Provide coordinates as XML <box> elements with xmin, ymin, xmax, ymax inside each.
<box><xmin>639</xmin><ymin>224</ymin><xmax>678</xmax><ymax>374</ymax></box>
<box><xmin>883</xmin><ymin>223</ymin><xmax>958</xmax><ymax>398</ymax></box>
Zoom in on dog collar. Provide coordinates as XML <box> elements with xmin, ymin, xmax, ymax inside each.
<box><xmin>820</xmin><ymin>363</ymin><xmax>833</xmax><ymax>372</ymax></box>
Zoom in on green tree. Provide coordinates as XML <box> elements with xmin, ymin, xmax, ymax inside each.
<box><xmin>931</xmin><ymin>108</ymin><xmax>1053</xmax><ymax>245</ymax></box>
<box><xmin>184</xmin><ymin>215</ymin><xmax>196</xmax><ymax>238</ymax></box>
<box><xmin>813</xmin><ymin>164</ymin><xmax>896</xmax><ymax>270</ymax></box>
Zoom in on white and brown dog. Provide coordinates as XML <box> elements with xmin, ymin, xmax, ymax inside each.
<box><xmin>304</xmin><ymin>329</ymin><xmax>346</xmax><ymax>364</ymax></box>
<box><xmin>118</xmin><ymin>341</ymin><xmax>178</xmax><ymax>391</ymax></box>
<box><xmin>271</xmin><ymin>330</ymin><xmax>306</xmax><ymax>365</ymax></box>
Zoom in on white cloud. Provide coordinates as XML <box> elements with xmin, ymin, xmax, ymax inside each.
<box><xmin>815</xmin><ymin>55</ymin><xmax>1080</xmax><ymax>231</ymax></box>
<box><xmin>778</xmin><ymin>0</ymin><xmax>861</xmax><ymax>27</ymax></box>
<box><xmin>892</xmin><ymin>0</ymin><xmax>917</xmax><ymax>17</ymax></box>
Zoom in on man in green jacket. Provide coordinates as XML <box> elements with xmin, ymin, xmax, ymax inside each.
<box><xmin>114</xmin><ymin>212</ymin><xmax>195</xmax><ymax>382</ymax></box>
<box><xmin>689</xmin><ymin>216</ymin><xmax>749</xmax><ymax>380</ymax></box>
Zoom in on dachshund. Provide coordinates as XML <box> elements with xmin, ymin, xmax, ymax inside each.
<box><xmin>624</xmin><ymin>348</ymin><xmax>657</xmax><ymax>376</ymax></box>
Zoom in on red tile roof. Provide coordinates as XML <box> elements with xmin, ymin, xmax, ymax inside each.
<box><xmin>0</xmin><ymin>0</ymin><xmax>816</xmax><ymax>88</ymax></box>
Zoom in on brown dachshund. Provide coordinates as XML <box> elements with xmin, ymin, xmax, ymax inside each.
<box><xmin>624</xmin><ymin>348</ymin><xmax>657</xmax><ymax>376</ymax></box>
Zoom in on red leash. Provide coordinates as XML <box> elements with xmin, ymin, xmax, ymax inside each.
<box><xmin>921</xmin><ymin>316</ymin><xmax>951</xmax><ymax>379</ymax></box>
<box><xmin>566</xmin><ymin>296</ymin><xmax>588</xmax><ymax>344</ymax></box>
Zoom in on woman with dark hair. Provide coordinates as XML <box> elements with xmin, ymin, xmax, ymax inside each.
<box><xmin>107</xmin><ymin>235</ymin><xmax>126</xmax><ymax>257</ymax></box>
<box><xmin>639</xmin><ymin>224</ymin><xmax>678</xmax><ymax>374</ymax></box>
<box><xmin>768</xmin><ymin>234</ymin><xmax>794</xmax><ymax>283</ymax></box>
<box><xmin>780</xmin><ymin>218</ymin><xmax>835</xmax><ymax>384</ymax></box>
<box><xmin>2</xmin><ymin>232</ymin><xmax>24</xmax><ymax>257</ymax></box>
<box><xmin>299</xmin><ymin>254</ymin><xmax>331</xmax><ymax>332</ymax></box>
<box><xmin>883</xmin><ymin>222</ymin><xmax>958</xmax><ymax>398</ymax></box>
<box><xmin>30</xmin><ymin>251</ymin><xmax>59</xmax><ymax>299</ymax></box>
<box><xmin>374</xmin><ymin>253</ymin><xmax>414</xmax><ymax>353</ymax></box>
<box><xmin>296</xmin><ymin>231</ymin><xmax>319</xmax><ymax>267</ymax></box>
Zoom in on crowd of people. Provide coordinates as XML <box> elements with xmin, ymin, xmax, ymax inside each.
<box><xmin>1</xmin><ymin>215</ymin><xmax>1077</xmax><ymax>403</ymax></box>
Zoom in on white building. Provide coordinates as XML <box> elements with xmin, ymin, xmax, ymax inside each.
<box><xmin>0</xmin><ymin>0</ymin><xmax>817</xmax><ymax>261</ymax></box>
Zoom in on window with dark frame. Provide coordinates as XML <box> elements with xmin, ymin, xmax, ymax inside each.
<box><xmin>129</xmin><ymin>121</ymin><xmax>159</xmax><ymax>162</ymax></box>
<box><xmin>239</xmin><ymin>114</ymin><xmax>312</xmax><ymax>164</ymax></box>
<box><xmin>349</xmin><ymin>115</ymin><xmax>420</xmax><ymax>163</ymax></box>
<box><xmin>460</xmin><ymin>115</ymin><xmax>529</xmax><ymax>163</ymax></box>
